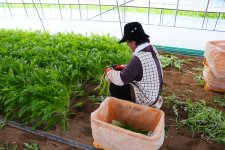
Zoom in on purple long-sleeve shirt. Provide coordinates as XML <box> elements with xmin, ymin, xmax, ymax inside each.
<box><xmin>120</xmin><ymin>56</ymin><xmax>142</xmax><ymax>84</ymax></box>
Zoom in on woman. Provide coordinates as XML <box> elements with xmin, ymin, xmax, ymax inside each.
<box><xmin>105</xmin><ymin>22</ymin><xmax>163</xmax><ymax>109</ymax></box>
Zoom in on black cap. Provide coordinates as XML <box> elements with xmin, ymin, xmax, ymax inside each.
<box><xmin>119</xmin><ymin>22</ymin><xmax>149</xmax><ymax>43</ymax></box>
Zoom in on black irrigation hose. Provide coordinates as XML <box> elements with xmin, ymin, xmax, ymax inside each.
<box><xmin>0</xmin><ymin>118</ymin><xmax>99</xmax><ymax>150</ymax></box>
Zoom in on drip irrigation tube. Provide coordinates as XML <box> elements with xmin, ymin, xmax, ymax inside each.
<box><xmin>154</xmin><ymin>45</ymin><xmax>204</xmax><ymax>57</ymax></box>
<box><xmin>0</xmin><ymin>118</ymin><xmax>99</xmax><ymax>150</ymax></box>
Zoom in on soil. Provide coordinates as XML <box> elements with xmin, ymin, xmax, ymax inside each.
<box><xmin>0</xmin><ymin>54</ymin><xmax>225</xmax><ymax>150</ymax></box>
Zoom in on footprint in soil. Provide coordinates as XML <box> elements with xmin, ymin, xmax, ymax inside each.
<box><xmin>79</xmin><ymin>126</ymin><xmax>92</xmax><ymax>136</ymax></box>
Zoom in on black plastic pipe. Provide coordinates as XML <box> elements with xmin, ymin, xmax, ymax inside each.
<box><xmin>0</xmin><ymin>118</ymin><xmax>99</xmax><ymax>150</ymax></box>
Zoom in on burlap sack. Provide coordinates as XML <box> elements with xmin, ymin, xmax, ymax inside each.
<box><xmin>91</xmin><ymin>97</ymin><xmax>165</xmax><ymax>150</ymax></box>
<box><xmin>204</xmin><ymin>40</ymin><xmax>225</xmax><ymax>78</ymax></box>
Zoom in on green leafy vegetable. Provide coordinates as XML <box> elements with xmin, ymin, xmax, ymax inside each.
<box><xmin>111</xmin><ymin>120</ymin><xmax>149</xmax><ymax>135</ymax></box>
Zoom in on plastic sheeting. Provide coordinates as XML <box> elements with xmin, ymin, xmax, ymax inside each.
<box><xmin>204</xmin><ymin>40</ymin><xmax>225</xmax><ymax>78</ymax></box>
<box><xmin>203</xmin><ymin>40</ymin><xmax>225</xmax><ymax>92</ymax></box>
<box><xmin>203</xmin><ymin>64</ymin><xmax>225</xmax><ymax>92</ymax></box>
<box><xmin>91</xmin><ymin>97</ymin><xmax>165</xmax><ymax>150</ymax></box>
<box><xmin>154</xmin><ymin>45</ymin><xmax>204</xmax><ymax>57</ymax></box>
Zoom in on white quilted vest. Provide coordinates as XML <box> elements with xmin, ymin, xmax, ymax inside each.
<box><xmin>131</xmin><ymin>51</ymin><xmax>161</xmax><ymax>106</ymax></box>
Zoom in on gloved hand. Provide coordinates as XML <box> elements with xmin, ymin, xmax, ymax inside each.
<box><xmin>104</xmin><ymin>67</ymin><xmax>112</xmax><ymax>74</ymax></box>
<box><xmin>111</xmin><ymin>64</ymin><xmax>125</xmax><ymax>71</ymax></box>
<box><xmin>104</xmin><ymin>67</ymin><xmax>112</xmax><ymax>83</ymax></box>
<box><xmin>115</xmin><ymin>65</ymin><xmax>125</xmax><ymax>70</ymax></box>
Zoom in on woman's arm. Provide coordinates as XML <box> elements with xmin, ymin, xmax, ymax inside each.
<box><xmin>106</xmin><ymin>56</ymin><xmax>142</xmax><ymax>85</ymax></box>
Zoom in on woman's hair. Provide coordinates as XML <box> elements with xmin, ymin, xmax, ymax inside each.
<box><xmin>128</xmin><ymin>38</ymin><xmax>150</xmax><ymax>46</ymax></box>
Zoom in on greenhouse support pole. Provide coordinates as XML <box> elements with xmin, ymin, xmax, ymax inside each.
<box><xmin>5</xmin><ymin>0</ymin><xmax>13</xmax><ymax>17</ymax></box>
<box><xmin>87</xmin><ymin>5</ymin><xmax>89</xmax><ymax>19</ymax></box>
<box><xmin>32</xmin><ymin>0</ymin><xmax>46</xmax><ymax>31</ymax></box>
<box><xmin>174</xmin><ymin>0</ymin><xmax>180</xmax><ymax>26</ymax></box>
<box><xmin>58</xmin><ymin>0</ymin><xmax>62</xmax><ymax>19</ymax></box>
<box><xmin>38</xmin><ymin>0</ymin><xmax>45</xmax><ymax>19</ymax></box>
<box><xmin>70</xmin><ymin>3</ymin><xmax>72</xmax><ymax>19</ymax></box>
<box><xmin>116</xmin><ymin>0</ymin><xmax>123</xmax><ymax>36</ymax></box>
<box><xmin>159</xmin><ymin>9</ymin><xmax>162</xmax><ymax>25</ymax></box>
<box><xmin>148</xmin><ymin>0</ymin><xmax>151</xmax><ymax>24</ymax></box>
<box><xmin>123</xmin><ymin>0</ymin><xmax>126</xmax><ymax>22</ymax></box>
<box><xmin>99</xmin><ymin>0</ymin><xmax>102</xmax><ymax>21</ymax></box>
<box><xmin>202</xmin><ymin>0</ymin><xmax>210</xmax><ymax>29</ymax></box>
<box><xmin>214</xmin><ymin>12</ymin><xmax>221</xmax><ymax>31</ymax></box>
<box><xmin>162</xmin><ymin>9</ymin><xmax>164</xmax><ymax>25</ymax></box>
<box><xmin>78</xmin><ymin>0</ymin><xmax>82</xmax><ymax>20</ymax></box>
<box><xmin>21</xmin><ymin>0</ymin><xmax>29</xmax><ymax>18</ymax></box>
<box><xmin>0</xmin><ymin>2</ymin><xmax>7</xmax><ymax>13</ymax></box>
<box><xmin>87</xmin><ymin>0</ymin><xmax>134</xmax><ymax>21</ymax></box>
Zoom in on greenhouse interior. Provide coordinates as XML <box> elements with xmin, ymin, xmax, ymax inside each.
<box><xmin>0</xmin><ymin>0</ymin><xmax>225</xmax><ymax>150</ymax></box>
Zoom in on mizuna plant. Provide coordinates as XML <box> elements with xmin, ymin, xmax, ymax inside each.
<box><xmin>0</xmin><ymin>29</ymin><xmax>130</xmax><ymax>130</ymax></box>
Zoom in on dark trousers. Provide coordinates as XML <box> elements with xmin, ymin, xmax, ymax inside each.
<box><xmin>109</xmin><ymin>83</ymin><xmax>133</xmax><ymax>102</ymax></box>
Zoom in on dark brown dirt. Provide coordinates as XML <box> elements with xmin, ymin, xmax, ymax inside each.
<box><xmin>0</xmin><ymin>54</ymin><xmax>225</xmax><ymax>150</ymax></box>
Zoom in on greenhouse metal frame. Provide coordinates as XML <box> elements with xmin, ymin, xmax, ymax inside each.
<box><xmin>0</xmin><ymin>0</ymin><xmax>225</xmax><ymax>32</ymax></box>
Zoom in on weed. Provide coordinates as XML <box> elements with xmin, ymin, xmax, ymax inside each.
<box><xmin>88</xmin><ymin>95</ymin><xmax>105</xmax><ymax>104</ymax></box>
<box><xmin>94</xmin><ymin>73</ymin><xmax>110</xmax><ymax>96</ymax></box>
<box><xmin>194</xmin><ymin>74</ymin><xmax>205</xmax><ymax>86</ymax></box>
<box><xmin>165</xmin><ymin>95</ymin><xmax>183</xmax><ymax>122</ymax></box>
<box><xmin>180</xmin><ymin>101</ymin><xmax>225</xmax><ymax>144</ymax></box>
<box><xmin>74</xmin><ymin>102</ymin><xmax>84</xmax><ymax>109</ymax></box>
<box><xmin>166</xmin><ymin>94</ymin><xmax>225</xmax><ymax>144</ymax></box>
<box><xmin>160</xmin><ymin>55</ymin><xmax>185</xmax><ymax>70</ymax></box>
<box><xmin>192</xmin><ymin>67</ymin><xmax>204</xmax><ymax>71</ymax></box>
<box><xmin>23</xmin><ymin>143</ymin><xmax>39</xmax><ymax>150</ymax></box>
<box><xmin>0</xmin><ymin>141</ymin><xmax>17</xmax><ymax>150</ymax></box>
<box><xmin>182</xmin><ymin>69</ymin><xmax>205</xmax><ymax>86</ymax></box>
<box><xmin>165</xmin><ymin>94</ymin><xmax>180</xmax><ymax>105</ymax></box>
<box><xmin>165</xmin><ymin>127</ymin><xmax>171</xmax><ymax>138</ymax></box>
<box><xmin>214</xmin><ymin>95</ymin><xmax>225</xmax><ymax>107</ymax></box>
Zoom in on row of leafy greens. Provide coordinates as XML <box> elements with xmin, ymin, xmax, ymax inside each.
<box><xmin>0</xmin><ymin>29</ymin><xmax>130</xmax><ymax>130</ymax></box>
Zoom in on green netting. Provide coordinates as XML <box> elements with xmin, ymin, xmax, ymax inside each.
<box><xmin>154</xmin><ymin>45</ymin><xmax>204</xmax><ymax>57</ymax></box>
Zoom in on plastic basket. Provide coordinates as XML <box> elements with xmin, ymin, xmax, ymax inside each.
<box><xmin>91</xmin><ymin>97</ymin><xmax>165</xmax><ymax>150</ymax></box>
